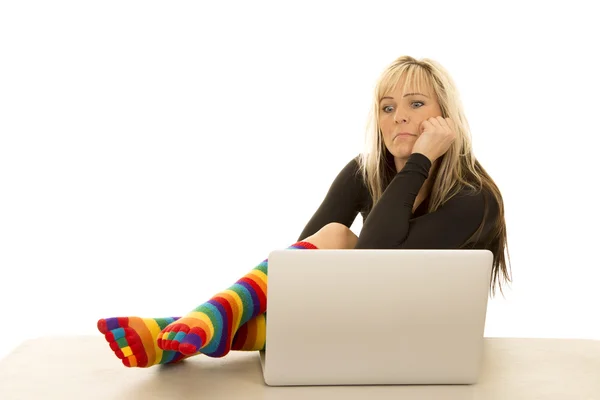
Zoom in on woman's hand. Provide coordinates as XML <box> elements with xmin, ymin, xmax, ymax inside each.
<box><xmin>411</xmin><ymin>116</ymin><xmax>457</xmax><ymax>163</ymax></box>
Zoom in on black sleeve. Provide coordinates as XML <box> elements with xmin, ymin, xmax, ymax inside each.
<box><xmin>355</xmin><ymin>152</ymin><xmax>496</xmax><ymax>249</ymax></box>
<box><xmin>298</xmin><ymin>156</ymin><xmax>367</xmax><ymax>241</ymax></box>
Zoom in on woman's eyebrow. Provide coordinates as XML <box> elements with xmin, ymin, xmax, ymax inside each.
<box><xmin>380</xmin><ymin>93</ymin><xmax>430</xmax><ymax>101</ymax></box>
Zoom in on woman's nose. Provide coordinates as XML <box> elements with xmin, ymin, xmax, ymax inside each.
<box><xmin>394</xmin><ymin>111</ymin><xmax>408</xmax><ymax>124</ymax></box>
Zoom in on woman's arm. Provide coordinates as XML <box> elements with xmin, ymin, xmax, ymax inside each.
<box><xmin>297</xmin><ymin>156</ymin><xmax>368</xmax><ymax>241</ymax></box>
<box><xmin>355</xmin><ymin>153</ymin><xmax>497</xmax><ymax>249</ymax></box>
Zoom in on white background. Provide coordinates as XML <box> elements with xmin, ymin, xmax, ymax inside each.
<box><xmin>1</xmin><ymin>1</ymin><xmax>599</xmax><ymax>361</ymax></box>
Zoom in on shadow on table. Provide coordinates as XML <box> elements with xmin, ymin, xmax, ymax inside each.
<box><xmin>116</xmin><ymin>353</ymin><xmax>477</xmax><ymax>400</ymax></box>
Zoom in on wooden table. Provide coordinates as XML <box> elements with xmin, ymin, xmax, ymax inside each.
<box><xmin>0</xmin><ymin>336</ymin><xmax>598</xmax><ymax>399</ymax></box>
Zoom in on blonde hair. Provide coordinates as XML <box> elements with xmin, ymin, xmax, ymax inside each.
<box><xmin>358</xmin><ymin>55</ymin><xmax>512</xmax><ymax>297</ymax></box>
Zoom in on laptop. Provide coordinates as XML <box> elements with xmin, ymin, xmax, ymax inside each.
<box><xmin>259</xmin><ymin>249</ymin><xmax>493</xmax><ymax>386</ymax></box>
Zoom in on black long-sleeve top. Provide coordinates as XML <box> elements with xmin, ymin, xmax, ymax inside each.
<box><xmin>298</xmin><ymin>152</ymin><xmax>498</xmax><ymax>250</ymax></box>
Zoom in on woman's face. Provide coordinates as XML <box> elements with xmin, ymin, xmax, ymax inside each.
<box><xmin>379</xmin><ymin>80</ymin><xmax>443</xmax><ymax>161</ymax></box>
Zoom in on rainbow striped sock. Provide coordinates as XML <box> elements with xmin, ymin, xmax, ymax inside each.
<box><xmin>97</xmin><ymin>313</ymin><xmax>267</xmax><ymax>367</ymax></box>
<box><xmin>231</xmin><ymin>312</ymin><xmax>266</xmax><ymax>351</ymax></box>
<box><xmin>157</xmin><ymin>241</ymin><xmax>317</xmax><ymax>357</ymax></box>
<box><xmin>97</xmin><ymin>316</ymin><xmax>192</xmax><ymax>367</ymax></box>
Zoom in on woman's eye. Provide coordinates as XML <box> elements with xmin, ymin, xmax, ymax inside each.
<box><xmin>382</xmin><ymin>102</ymin><xmax>424</xmax><ymax>113</ymax></box>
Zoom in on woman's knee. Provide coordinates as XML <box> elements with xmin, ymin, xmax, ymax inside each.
<box><xmin>319</xmin><ymin>222</ymin><xmax>350</xmax><ymax>237</ymax></box>
<box><xmin>307</xmin><ymin>222</ymin><xmax>358</xmax><ymax>249</ymax></box>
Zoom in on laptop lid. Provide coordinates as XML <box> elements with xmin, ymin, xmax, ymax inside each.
<box><xmin>260</xmin><ymin>249</ymin><xmax>493</xmax><ymax>386</ymax></box>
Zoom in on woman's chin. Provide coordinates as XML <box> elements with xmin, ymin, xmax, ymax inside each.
<box><xmin>387</xmin><ymin>144</ymin><xmax>414</xmax><ymax>159</ymax></box>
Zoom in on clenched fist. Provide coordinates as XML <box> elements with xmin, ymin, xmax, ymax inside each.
<box><xmin>411</xmin><ymin>116</ymin><xmax>457</xmax><ymax>163</ymax></box>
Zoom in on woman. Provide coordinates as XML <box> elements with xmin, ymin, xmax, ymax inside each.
<box><xmin>97</xmin><ymin>55</ymin><xmax>511</xmax><ymax>368</ymax></box>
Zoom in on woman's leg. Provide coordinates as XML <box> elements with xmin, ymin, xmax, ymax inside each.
<box><xmin>302</xmin><ymin>222</ymin><xmax>359</xmax><ymax>250</ymax></box>
<box><xmin>157</xmin><ymin>222</ymin><xmax>358</xmax><ymax>357</ymax></box>
<box><xmin>97</xmin><ymin>223</ymin><xmax>358</xmax><ymax>367</ymax></box>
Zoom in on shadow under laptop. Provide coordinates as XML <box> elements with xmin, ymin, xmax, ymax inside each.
<box><xmin>115</xmin><ymin>352</ymin><xmax>477</xmax><ymax>400</ymax></box>
<box><xmin>263</xmin><ymin>385</ymin><xmax>477</xmax><ymax>400</ymax></box>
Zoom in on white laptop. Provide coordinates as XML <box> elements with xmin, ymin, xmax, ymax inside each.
<box><xmin>259</xmin><ymin>249</ymin><xmax>493</xmax><ymax>386</ymax></box>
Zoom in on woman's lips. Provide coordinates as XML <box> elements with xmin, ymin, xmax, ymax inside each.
<box><xmin>394</xmin><ymin>133</ymin><xmax>416</xmax><ymax>139</ymax></box>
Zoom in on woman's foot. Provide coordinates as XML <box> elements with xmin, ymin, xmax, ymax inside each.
<box><xmin>97</xmin><ymin>316</ymin><xmax>193</xmax><ymax>367</ymax></box>
<box><xmin>97</xmin><ymin>312</ymin><xmax>267</xmax><ymax>367</ymax></box>
<box><xmin>156</xmin><ymin>278</ymin><xmax>267</xmax><ymax>357</ymax></box>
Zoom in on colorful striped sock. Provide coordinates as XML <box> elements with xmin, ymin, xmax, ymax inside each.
<box><xmin>157</xmin><ymin>241</ymin><xmax>317</xmax><ymax>357</ymax></box>
<box><xmin>231</xmin><ymin>312</ymin><xmax>266</xmax><ymax>351</ymax></box>
<box><xmin>97</xmin><ymin>313</ymin><xmax>267</xmax><ymax>367</ymax></box>
<box><xmin>97</xmin><ymin>316</ymin><xmax>191</xmax><ymax>367</ymax></box>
